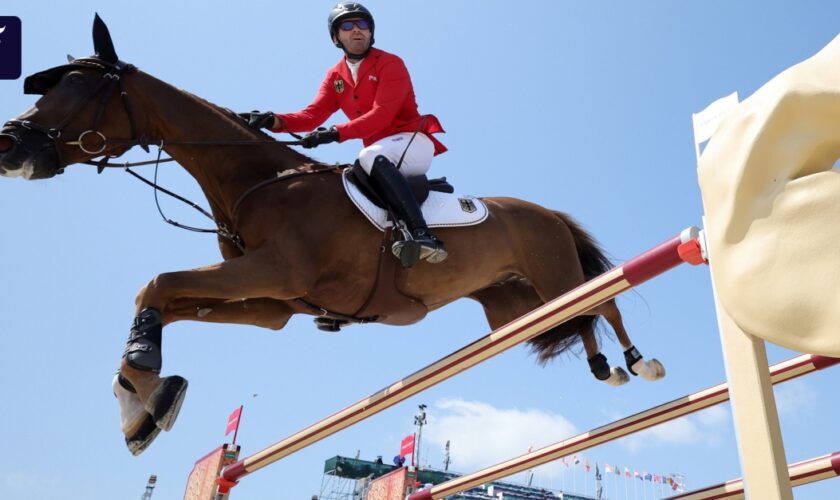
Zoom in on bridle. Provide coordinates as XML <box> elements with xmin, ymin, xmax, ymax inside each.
<box><xmin>6</xmin><ymin>58</ymin><xmax>142</xmax><ymax>169</ymax></box>
<box><xmin>7</xmin><ymin>57</ymin><xmax>306</xmax><ymax>166</ymax></box>
<box><xmin>4</xmin><ymin>56</ymin><xmax>313</xmax><ymax>251</ymax></box>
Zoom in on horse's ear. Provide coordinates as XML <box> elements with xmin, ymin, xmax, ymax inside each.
<box><xmin>92</xmin><ymin>13</ymin><xmax>118</xmax><ymax>63</ymax></box>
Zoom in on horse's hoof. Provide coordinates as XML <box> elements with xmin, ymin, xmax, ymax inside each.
<box><xmin>604</xmin><ymin>367</ymin><xmax>630</xmax><ymax>386</ymax></box>
<box><xmin>113</xmin><ymin>373</ymin><xmax>148</xmax><ymax>435</ymax></box>
<box><xmin>633</xmin><ymin>358</ymin><xmax>666</xmax><ymax>381</ymax></box>
<box><xmin>126</xmin><ymin>413</ymin><xmax>162</xmax><ymax>456</ymax></box>
<box><xmin>144</xmin><ymin>375</ymin><xmax>188</xmax><ymax>431</ymax></box>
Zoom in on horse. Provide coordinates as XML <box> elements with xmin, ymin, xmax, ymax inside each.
<box><xmin>0</xmin><ymin>15</ymin><xmax>664</xmax><ymax>455</ymax></box>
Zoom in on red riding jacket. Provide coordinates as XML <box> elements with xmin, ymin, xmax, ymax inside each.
<box><xmin>274</xmin><ymin>48</ymin><xmax>446</xmax><ymax>155</ymax></box>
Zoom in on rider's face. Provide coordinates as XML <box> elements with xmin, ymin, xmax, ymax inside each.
<box><xmin>334</xmin><ymin>18</ymin><xmax>371</xmax><ymax>57</ymax></box>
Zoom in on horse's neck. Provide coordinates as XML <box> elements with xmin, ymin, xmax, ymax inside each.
<box><xmin>129</xmin><ymin>72</ymin><xmax>305</xmax><ymax>220</ymax></box>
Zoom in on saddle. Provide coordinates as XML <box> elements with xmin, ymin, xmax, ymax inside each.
<box><xmin>345</xmin><ymin>161</ymin><xmax>455</xmax><ymax>209</ymax></box>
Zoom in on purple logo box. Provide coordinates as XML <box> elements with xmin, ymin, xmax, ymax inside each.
<box><xmin>0</xmin><ymin>16</ymin><xmax>21</xmax><ymax>79</ymax></box>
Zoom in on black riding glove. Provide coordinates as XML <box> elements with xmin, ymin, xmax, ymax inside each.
<box><xmin>300</xmin><ymin>126</ymin><xmax>340</xmax><ymax>149</ymax></box>
<box><xmin>238</xmin><ymin>110</ymin><xmax>277</xmax><ymax>130</ymax></box>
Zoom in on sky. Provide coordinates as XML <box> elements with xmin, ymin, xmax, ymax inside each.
<box><xmin>1</xmin><ymin>1</ymin><xmax>838</xmax><ymax>499</ymax></box>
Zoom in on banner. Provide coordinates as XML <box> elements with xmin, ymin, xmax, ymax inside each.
<box><xmin>225</xmin><ymin>406</ymin><xmax>243</xmax><ymax>436</ymax></box>
<box><xmin>400</xmin><ymin>434</ymin><xmax>415</xmax><ymax>457</ymax></box>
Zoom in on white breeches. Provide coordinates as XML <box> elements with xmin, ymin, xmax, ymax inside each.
<box><xmin>357</xmin><ymin>132</ymin><xmax>435</xmax><ymax>177</ymax></box>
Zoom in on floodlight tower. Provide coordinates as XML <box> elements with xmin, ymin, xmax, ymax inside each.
<box><xmin>140</xmin><ymin>474</ymin><xmax>157</xmax><ymax>500</ymax></box>
<box><xmin>414</xmin><ymin>404</ymin><xmax>427</xmax><ymax>469</ymax></box>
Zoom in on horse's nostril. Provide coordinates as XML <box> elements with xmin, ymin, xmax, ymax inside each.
<box><xmin>0</xmin><ymin>135</ymin><xmax>15</xmax><ymax>153</ymax></box>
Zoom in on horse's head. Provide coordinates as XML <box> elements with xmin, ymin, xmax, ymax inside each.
<box><xmin>0</xmin><ymin>14</ymin><xmax>138</xmax><ymax>179</ymax></box>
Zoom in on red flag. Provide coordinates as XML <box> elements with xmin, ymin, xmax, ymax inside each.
<box><xmin>585</xmin><ymin>459</ymin><xmax>590</xmax><ymax>473</ymax></box>
<box><xmin>400</xmin><ymin>434</ymin><xmax>415</xmax><ymax>457</ymax></box>
<box><xmin>225</xmin><ymin>406</ymin><xmax>242</xmax><ymax>436</ymax></box>
<box><xmin>625</xmin><ymin>467</ymin><xmax>631</xmax><ymax>477</ymax></box>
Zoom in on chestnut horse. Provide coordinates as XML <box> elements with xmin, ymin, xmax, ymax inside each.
<box><xmin>0</xmin><ymin>16</ymin><xmax>664</xmax><ymax>455</ymax></box>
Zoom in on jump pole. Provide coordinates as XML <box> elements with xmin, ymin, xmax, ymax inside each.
<box><xmin>218</xmin><ymin>227</ymin><xmax>706</xmax><ymax>491</ymax></box>
<box><xmin>407</xmin><ymin>354</ymin><xmax>839</xmax><ymax>499</ymax></box>
<box><xmin>667</xmin><ymin>451</ymin><xmax>840</xmax><ymax>500</ymax></box>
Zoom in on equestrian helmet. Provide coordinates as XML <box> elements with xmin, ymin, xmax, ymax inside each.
<box><xmin>328</xmin><ymin>2</ymin><xmax>375</xmax><ymax>44</ymax></box>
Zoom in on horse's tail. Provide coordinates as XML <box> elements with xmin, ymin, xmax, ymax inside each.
<box><xmin>526</xmin><ymin>211</ymin><xmax>614</xmax><ymax>364</ymax></box>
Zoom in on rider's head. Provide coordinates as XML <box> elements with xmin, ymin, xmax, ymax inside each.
<box><xmin>328</xmin><ymin>3</ymin><xmax>375</xmax><ymax>60</ymax></box>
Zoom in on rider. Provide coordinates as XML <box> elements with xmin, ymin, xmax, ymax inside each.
<box><xmin>243</xmin><ymin>2</ymin><xmax>448</xmax><ymax>265</ymax></box>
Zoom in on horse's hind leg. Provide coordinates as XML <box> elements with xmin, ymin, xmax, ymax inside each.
<box><xmin>469</xmin><ymin>280</ymin><xmax>543</xmax><ymax>330</ymax></box>
<box><xmin>577</xmin><ymin>316</ymin><xmax>631</xmax><ymax>387</ymax></box>
<box><xmin>507</xmin><ymin>214</ymin><xmax>662</xmax><ymax>385</ymax></box>
<box><xmin>587</xmin><ymin>299</ymin><xmax>665</xmax><ymax>381</ymax></box>
<box><xmin>470</xmin><ymin>280</ymin><xmax>629</xmax><ymax>386</ymax></box>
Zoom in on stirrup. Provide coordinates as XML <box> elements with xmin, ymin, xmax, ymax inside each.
<box><xmin>392</xmin><ymin>237</ymin><xmax>447</xmax><ymax>268</ymax></box>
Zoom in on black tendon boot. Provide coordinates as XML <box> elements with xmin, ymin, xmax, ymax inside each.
<box><xmin>369</xmin><ymin>156</ymin><xmax>447</xmax><ymax>268</ymax></box>
<box><xmin>124</xmin><ymin>308</ymin><xmax>163</xmax><ymax>372</ymax></box>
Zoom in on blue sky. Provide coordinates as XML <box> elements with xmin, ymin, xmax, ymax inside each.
<box><xmin>1</xmin><ymin>1</ymin><xmax>838</xmax><ymax>499</ymax></box>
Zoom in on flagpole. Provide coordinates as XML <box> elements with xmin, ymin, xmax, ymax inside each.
<box><xmin>584</xmin><ymin>459</ymin><xmax>587</xmax><ymax>496</ymax></box>
<box><xmin>634</xmin><ymin>472</ymin><xmax>638</xmax><ymax>500</ymax></box>
<box><xmin>232</xmin><ymin>405</ymin><xmax>243</xmax><ymax>445</ymax></box>
<box><xmin>614</xmin><ymin>468</ymin><xmax>618</xmax><ymax>500</ymax></box>
<box><xmin>615</xmin><ymin>468</ymin><xmax>618</xmax><ymax>500</ymax></box>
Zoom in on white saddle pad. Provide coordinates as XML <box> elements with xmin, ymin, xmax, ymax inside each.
<box><xmin>342</xmin><ymin>169</ymin><xmax>489</xmax><ymax>231</ymax></box>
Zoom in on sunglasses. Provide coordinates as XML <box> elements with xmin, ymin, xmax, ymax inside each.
<box><xmin>338</xmin><ymin>19</ymin><xmax>371</xmax><ymax>31</ymax></box>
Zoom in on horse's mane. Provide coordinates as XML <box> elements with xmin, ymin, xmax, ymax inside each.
<box><xmin>167</xmin><ymin>80</ymin><xmax>322</xmax><ymax>167</ymax></box>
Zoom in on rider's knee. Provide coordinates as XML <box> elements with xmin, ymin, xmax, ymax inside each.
<box><xmin>357</xmin><ymin>146</ymin><xmax>383</xmax><ymax>174</ymax></box>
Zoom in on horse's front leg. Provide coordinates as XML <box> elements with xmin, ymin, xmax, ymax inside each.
<box><xmin>118</xmin><ymin>251</ymin><xmax>315</xmax><ymax>450</ymax></box>
<box><xmin>164</xmin><ymin>296</ymin><xmax>303</xmax><ymax>329</ymax></box>
<box><xmin>116</xmin><ymin>296</ymin><xmax>302</xmax><ymax>455</ymax></box>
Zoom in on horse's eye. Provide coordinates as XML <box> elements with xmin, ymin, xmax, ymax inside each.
<box><xmin>66</xmin><ymin>73</ymin><xmax>86</xmax><ymax>85</ymax></box>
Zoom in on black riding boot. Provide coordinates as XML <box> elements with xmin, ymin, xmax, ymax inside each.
<box><xmin>369</xmin><ymin>155</ymin><xmax>447</xmax><ymax>268</ymax></box>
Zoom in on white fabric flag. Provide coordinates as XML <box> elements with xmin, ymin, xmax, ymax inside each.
<box><xmin>691</xmin><ymin>91</ymin><xmax>739</xmax><ymax>163</ymax></box>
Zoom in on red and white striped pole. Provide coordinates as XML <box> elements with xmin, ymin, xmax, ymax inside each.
<box><xmin>666</xmin><ymin>452</ymin><xmax>840</xmax><ymax>499</ymax></box>
<box><xmin>407</xmin><ymin>355</ymin><xmax>839</xmax><ymax>499</ymax></box>
<box><xmin>219</xmin><ymin>227</ymin><xmax>705</xmax><ymax>489</ymax></box>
